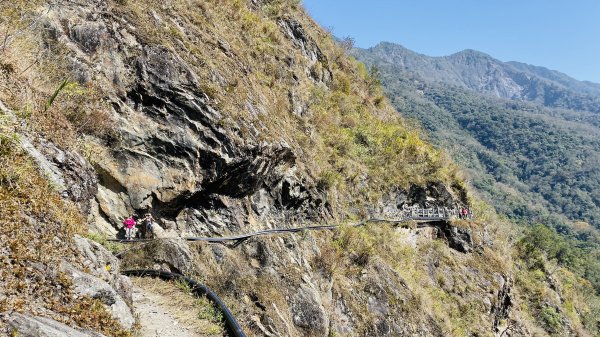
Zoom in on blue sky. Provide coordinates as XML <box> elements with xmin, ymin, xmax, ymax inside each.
<box><xmin>302</xmin><ymin>0</ymin><xmax>600</xmax><ymax>83</ymax></box>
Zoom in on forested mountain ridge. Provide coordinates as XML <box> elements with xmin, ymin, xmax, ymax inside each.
<box><xmin>354</xmin><ymin>41</ymin><xmax>600</xmax><ymax>230</ymax></box>
<box><xmin>357</xmin><ymin>42</ymin><xmax>600</xmax><ymax>113</ymax></box>
<box><xmin>353</xmin><ymin>42</ymin><xmax>600</xmax><ymax>336</ymax></box>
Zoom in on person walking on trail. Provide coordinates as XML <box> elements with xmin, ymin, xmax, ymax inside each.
<box><xmin>123</xmin><ymin>215</ymin><xmax>136</xmax><ymax>241</ymax></box>
<box><xmin>143</xmin><ymin>213</ymin><xmax>156</xmax><ymax>239</ymax></box>
<box><xmin>461</xmin><ymin>207</ymin><xmax>468</xmax><ymax>219</ymax></box>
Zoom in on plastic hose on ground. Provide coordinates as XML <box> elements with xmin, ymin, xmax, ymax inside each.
<box><xmin>109</xmin><ymin>216</ymin><xmax>450</xmax><ymax>245</ymax></box>
<box><xmin>123</xmin><ymin>269</ymin><xmax>246</xmax><ymax>337</ymax></box>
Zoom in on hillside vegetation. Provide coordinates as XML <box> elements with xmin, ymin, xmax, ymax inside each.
<box><xmin>354</xmin><ymin>40</ymin><xmax>600</xmax><ymax>306</ymax></box>
<box><xmin>1</xmin><ymin>1</ymin><xmax>600</xmax><ymax>336</ymax></box>
<box><xmin>1</xmin><ymin>0</ymin><xmax>461</xmax><ymax>214</ymax></box>
<box><xmin>0</xmin><ymin>115</ymin><xmax>130</xmax><ymax>336</ymax></box>
<box><xmin>355</xmin><ymin>42</ymin><xmax>600</xmax><ymax>230</ymax></box>
<box><xmin>357</xmin><ymin>42</ymin><xmax>600</xmax><ymax>112</ymax></box>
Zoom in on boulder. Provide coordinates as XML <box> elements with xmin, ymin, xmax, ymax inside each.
<box><xmin>4</xmin><ymin>313</ymin><xmax>106</xmax><ymax>337</ymax></box>
<box><xmin>121</xmin><ymin>238</ymin><xmax>196</xmax><ymax>275</ymax></box>
<box><xmin>33</xmin><ymin>137</ymin><xmax>98</xmax><ymax>210</ymax></box>
<box><xmin>16</xmin><ymin>133</ymin><xmax>99</xmax><ymax>216</ymax></box>
<box><xmin>59</xmin><ymin>262</ymin><xmax>134</xmax><ymax>330</ymax></box>
<box><xmin>289</xmin><ymin>284</ymin><xmax>329</xmax><ymax>335</ymax></box>
<box><xmin>73</xmin><ymin>235</ymin><xmax>132</xmax><ymax>304</ymax></box>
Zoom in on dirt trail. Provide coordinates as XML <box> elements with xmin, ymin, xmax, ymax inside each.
<box><xmin>131</xmin><ymin>278</ymin><xmax>223</xmax><ymax>337</ymax></box>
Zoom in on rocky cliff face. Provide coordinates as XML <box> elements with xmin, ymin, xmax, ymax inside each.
<box><xmin>32</xmin><ymin>0</ymin><xmax>465</xmax><ymax>236</ymax></box>
<box><xmin>3</xmin><ymin>1</ymin><xmax>597</xmax><ymax>336</ymax></box>
<box><xmin>43</xmin><ymin>0</ymin><xmax>335</xmax><ymax>238</ymax></box>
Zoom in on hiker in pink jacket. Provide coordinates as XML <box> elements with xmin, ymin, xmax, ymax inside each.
<box><xmin>123</xmin><ymin>215</ymin><xmax>136</xmax><ymax>240</ymax></box>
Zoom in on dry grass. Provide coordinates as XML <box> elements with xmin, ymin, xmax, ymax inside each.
<box><xmin>3</xmin><ymin>1</ymin><xmax>563</xmax><ymax>336</ymax></box>
<box><xmin>0</xmin><ymin>1</ymin><xmax>114</xmax><ymax>149</ymax></box>
<box><xmin>2</xmin><ymin>0</ymin><xmax>466</xmax><ymax>217</ymax></box>
<box><xmin>0</xmin><ymin>112</ymin><xmax>129</xmax><ymax>336</ymax></box>
<box><xmin>106</xmin><ymin>0</ymin><xmax>464</xmax><ymax>213</ymax></box>
<box><xmin>308</xmin><ymin>221</ymin><xmax>514</xmax><ymax>336</ymax></box>
<box><xmin>0</xmin><ymin>11</ymin><xmax>124</xmax><ymax>333</ymax></box>
<box><xmin>512</xmin><ymin>241</ymin><xmax>600</xmax><ymax>335</ymax></box>
<box><xmin>0</xmin><ymin>116</ymin><xmax>82</xmax><ymax>310</ymax></box>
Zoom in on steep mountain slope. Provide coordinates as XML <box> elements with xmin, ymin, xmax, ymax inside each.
<box><xmin>354</xmin><ymin>43</ymin><xmax>600</xmax><ymax>331</ymax></box>
<box><xmin>357</xmin><ymin>42</ymin><xmax>600</xmax><ymax>113</ymax></box>
<box><xmin>354</xmin><ymin>42</ymin><xmax>600</xmax><ymax>230</ymax></box>
<box><xmin>1</xmin><ymin>1</ymin><xmax>600</xmax><ymax>336</ymax></box>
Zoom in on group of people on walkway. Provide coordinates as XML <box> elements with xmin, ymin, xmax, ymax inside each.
<box><xmin>123</xmin><ymin>212</ymin><xmax>157</xmax><ymax>240</ymax></box>
<box><xmin>458</xmin><ymin>207</ymin><xmax>473</xmax><ymax>219</ymax></box>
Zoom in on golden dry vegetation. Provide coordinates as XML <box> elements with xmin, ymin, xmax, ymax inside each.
<box><xmin>1</xmin><ymin>1</ymin><xmax>599</xmax><ymax>336</ymax></box>
<box><xmin>105</xmin><ymin>0</ymin><xmax>463</xmax><ymax>211</ymax></box>
<box><xmin>0</xmin><ymin>116</ymin><xmax>131</xmax><ymax>336</ymax></box>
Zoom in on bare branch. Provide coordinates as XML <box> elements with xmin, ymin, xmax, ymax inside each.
<box><xmin>1</xmin><ymin>3</ymin><xmax>54</xmax><ymax>52</ymax></box>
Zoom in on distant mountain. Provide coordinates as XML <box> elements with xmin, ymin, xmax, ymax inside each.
<box><xmin>353</xmin><ymin>42</ymin><xmax>600</xmax><ymax>229</ymax></box>
<box><xmin>355</xmin><ymin>42</ymin><xmax>600</xmax><ymax>112</ymax></box>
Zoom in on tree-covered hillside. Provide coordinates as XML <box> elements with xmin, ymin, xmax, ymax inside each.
<box><xmin>353</xmin><ymin>42</ymin><xmax>600</xmax><ymax>305</ymax></box>
<box><xmin>354</xmin><ymin>43</ymin><xmax>600</xmax><ymax>230</ymax></box>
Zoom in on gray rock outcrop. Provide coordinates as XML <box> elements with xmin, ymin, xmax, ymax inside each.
<box><xmin>34</xmin><ymin>2</ymin><xmax>337</xmax><ymax>239</ymax></box>
<box><xmin>437</xmin><ymin>222</ymin><xmax>474</xmax><ymax>253</ymax></box>
<box><xmin>290</xmin><ymin>284</ymin><xmax>329</xmax><ymax>335</ymax></box>
<box><xmin>4</xmin><ymin>313</ymin><xmax>106</xmax><ymax>337</ymax></box>
<box><xmin>59</xmin><ymin>262</ymin><xmax>134</xmax><ymax>330</ymax></box>
<box><xmin>278</xmin><ymin>17</ymin><xmax>332</xmax><ymax>84</ymax></box>
<box><xmin>3</xmin><ymin>2</ymin><xmax>493</xmax><ymax>336</ymax></box>
<box><xmin>73</xmin><ymin>235</ymin><xmax>133</xmax><ymax>305</ymax></box>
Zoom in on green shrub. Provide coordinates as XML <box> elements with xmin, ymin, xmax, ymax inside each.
<box><xmin>540</xmin><ymin>306</ymin><xmax>562</xmax><ymax>333</ymax></box>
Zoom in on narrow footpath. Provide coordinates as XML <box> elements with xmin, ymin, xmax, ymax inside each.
<box><xmin>131</xmin><ymin>277</ymin><xmax>224</xmax><ymax>337</ymax></box>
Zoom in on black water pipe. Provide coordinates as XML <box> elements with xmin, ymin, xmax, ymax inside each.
<box><xmin>123</xmin><ymin>269</ymin><xmax>246</xmax><ymax>337</ymax></box>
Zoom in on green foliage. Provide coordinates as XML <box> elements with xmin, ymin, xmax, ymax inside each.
<box><xmin>363</xmin><ymin>62</ymin><xmax>600</xmax><ymax>230</ymax></box>
<box><xmin>516</xmin><ymin>223</ymin><xmax>600</xmax><ymax>334</ymax></box>
<box><xmin>356</xmin><ymin>43</ymin><xmax>600</xmax><ymax>332</ymax></box>
<box><xmin>196</xmin><ymin>296</ymin><xmax>223</xmax><ymax>323</ymax></box>
<box><xmin>540</xmin><ymin>306</ymin><xmax>562</xmax><ymax>333</ymax></box>
<box><xmin>84</xmin><ymin>232</ymin><xmax>124</xmax><ymax>255</ymax></box>
<box><xmin>517</xmin><ymin>224</ymin><xmax>600</xmax><ymax>293</ymax></box>
<box><xmin>44</xmin><ymin>78</ymin><xmax>68</xmax><ymax>113</ymax></box>
<box><xmin>367</xmin><ymin>64</ymin><xmax>381</xmax><ymax>91</ymax></box>
<box><xmin>309</xmin><ymin>78</ymin><xmax>459</xmax><ymax>203</ymax></box>
<box><xmin>332</xmin><ymin>225</ymin><xmax>377</xmax><ymax>266</ymax></box>
<box><xmin>173</xmin><ymin>278</ymin><xmax>192</xmax><ymax>293</ymax></box>
<box><xmin>355</xmin><ymin>45</ymin><xmax>600</xmax><ymax>232</ymax></box>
